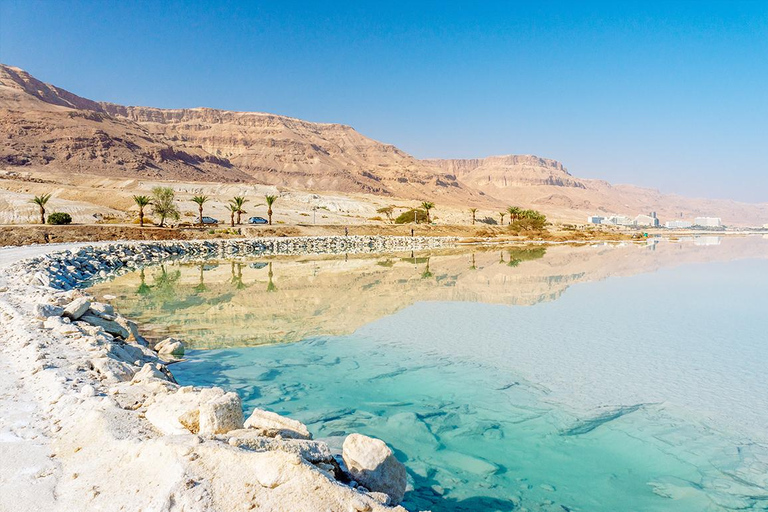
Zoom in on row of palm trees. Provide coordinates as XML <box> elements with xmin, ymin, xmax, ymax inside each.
<box><xmin>468</xmin><ymin>206</ymin><xmax>545</xmax><ymax>226</ymax></box>
<box><xmin>132</xmin><ymin>191</ymin><xmax>279</xmax><ymax>227</ymax></box>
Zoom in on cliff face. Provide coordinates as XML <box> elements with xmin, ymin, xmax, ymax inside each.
<box><xmin>1</xmin><ymin>64</ymin><xmax>767</xmax><ymax>225</ymax></box>
<box><xmin>0</xmin><ymin>64</ymin><xmax>476</xmax><ymax>202</ymax></box>
<box><xmin>98</xmin><ymin>104</ymin><xmax>470</xmax><ymax>199</ymax></box>
<box><xmin>425</xmin><ymin>155</ymin><xmax>587</xmax><ymax>189</ymax></box>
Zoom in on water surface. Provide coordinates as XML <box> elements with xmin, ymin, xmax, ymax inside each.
<box><xmin>91</xmin><ymin>237</ymin><xmax>768</xmax><ymax>511</ymax></box>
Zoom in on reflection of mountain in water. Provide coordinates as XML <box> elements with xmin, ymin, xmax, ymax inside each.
<box><xmin>89</xmin><ymin>237</ymin><xmax>768</xmax><ymax>348</ymax></box>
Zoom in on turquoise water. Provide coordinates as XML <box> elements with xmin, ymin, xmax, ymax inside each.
<box><xmin>93</xmin><ymin>239</ymin><xmax>768</xmax><ymax>511</ymax></box>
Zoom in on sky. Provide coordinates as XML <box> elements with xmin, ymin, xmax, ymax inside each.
<box><xmin>1</xmin><ymin>0</ymin><xmax>766</xmax><ymax>202</ymax></box>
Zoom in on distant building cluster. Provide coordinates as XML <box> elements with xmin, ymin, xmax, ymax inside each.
<box><xmin>587</xmin><ymin>212</ymin><xmax>723</xmax><ymax>229</ymax></box>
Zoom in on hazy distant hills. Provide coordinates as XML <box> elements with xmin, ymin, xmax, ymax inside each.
<box><xmin>1</xmin><ymin>63</ymin><xmax>766</xmax><ymax>225</ymax></box>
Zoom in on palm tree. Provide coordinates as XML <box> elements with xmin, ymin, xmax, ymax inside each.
<box><xmin>507</xmin><ymin>206</ymin><xmax>522</xmax><ymax>225</ymax></box>
<box><xmin>469</xmin><ymin>208</ymin><xmax>478</xmax><ymax>225</ymax></box>
<box><xmin>225</xmin><ymin>203</ymin><xmax>238</xmax><ymax>227</ymax></box>
<box><xmin>266</xmin><ymin>262</ymin><xmax>277</xmax><ymax>292</ymax></box>
<box><xmin>30</xmin><ymin>194</ymin><xmax>51</xmax><ymax>224</ymax></box>
<box><xmin>499</xmin><ymin>212</ymin><xmax>506</xmax><ymax>225</ymax></box>
<box><xmin>265</xmin><ymin>195</ymin><xmax>278</xmax><ymax>225</ymax></box>
<box><xmin>191</xmin><ymin>195</ymin><xmax>209</xmax><ymax>225</ymax></box>
<box><xmin>230</xmin><ymin>196</ymin><xmax>247</xmax><ymax>225</ymax></box>
<box><xmin>421</xmin><ymin>201</ymin><xmax>435</xmax><ymax>224</ymax></box>
<box><xmin>133</xmin><ymin>195</ymin><xmax>151</xmax><ymax>227</ymax></box>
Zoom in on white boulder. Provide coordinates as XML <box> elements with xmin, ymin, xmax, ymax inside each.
<box><xmin>63</xmin><ymin>297</ymin><xmax>91</xmax><ymax>320</ymax></box>
<box><xmin>199</xmin><ymin>392</ymin><xmax>244</xmax><ymax>435</ymax></box>
<box><xmin>244</xmin><ymin>408</ymin><xmax>312</xmax><ymax>439</ymax></box>
<box><xmin>342</xmin><ymin>433</ymin><xmax>407</xmax><ymax>505</ymax></box>
<box><xmin>155</xmin><ymin>337</ymin><xmax>185</xmax><ymax>357</ymax></box>
<box><xmin>80</xmin><ymin>314</ymin><xmax>130</xmax><ymax>338</ymax></box>
<box><xmin>34</xmin><ymin>302</ymin><xmax>63</xmax><ymax>319</ymax></box>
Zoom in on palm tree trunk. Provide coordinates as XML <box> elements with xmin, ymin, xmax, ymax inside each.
<box><xmin>199</xmin><ymin>206</ymin><xmax>203</xmax><ymax>225</ymax></box>
<box><xmin>230</xmin><ymin>212</ymin><xmax>234</xmax><ymax>227</ymax></box>
<box><xmin>139</xmin><ymin>208</ymin><xmax>144</xmax><ymax>227</ymax></box>
<box><xmin>40</xmin><ymin>206</ymin><xmax>45</xmax><ymax>224</ymax></box>
<box><xmin>268</xmin><ymin>208</ymin><xmax>272</xmax><ymax>225</ymax></box>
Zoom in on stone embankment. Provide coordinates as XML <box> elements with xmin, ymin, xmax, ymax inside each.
<box><xmin>13</xmin><ymin>236</ymin><xmax>455</xmax><ymax>290</ymax></box>
<box><xmin>0</xmin><ymin>236</ymin><xmax>451</xmax><ymax>511</ymax></box>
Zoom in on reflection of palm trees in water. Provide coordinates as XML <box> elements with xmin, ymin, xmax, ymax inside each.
<box><xmin>230</xmin><ymin>261</ymin><xmax>246</xmax><ymax>290</ymax></box>
<box><xmin>421</xmin><ymin>257</ymin><xmax>433</xmax><ymax>279</ymax></box>
<box><xmin>194</xmin><ymin>264</ymin><xmax>207</xmax><ymax>293</ymax></box>
<box><xmin>266</xmin><ymin>262</ymin><xmax>277</xmax><ymax>292</ymax></box>
<box><xmin>153</xmin><ymin>265</ymin><xmax>182</xmax><ymax>303</ymax></box>
<box><xmin>137</xmin><ymin>268</ymin><xmax>151</xmax><ymax>295</ymax></box>
<box><xmin>499</xmin><ymin>251</ymin><xmax>505</xmax><ymax>264</ymax></box>
<box><xmin>470</xmin><ymin>253</ymin><xmax>476</xmax><ymax>270</ymax></box>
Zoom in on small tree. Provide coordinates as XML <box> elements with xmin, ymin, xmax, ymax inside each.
<box><xmin>133</xmin><ymin>195</ymin><xmax>151</xmax><ymax>227</ymax></box>
<box><xmin>499</xmin><ymin>212</ymin><xmax>506</xmax><ymax>225</ymax></box>
<box><xmin>225</xmin><ymin>203</ymin><xmax>238</xmax><ymax>227</ymax></box>
<box><xmin>469</xmin><ymin>208</ymin><xmax>477</xmax><ymax>225</ymax></box>
<box><xmin>30</xmin><ymin>194</ymin><xmax>51</xmax><ymax>224</ymax></box>
<box><xmin>377</xmin><ymin>206</ymin><xmax>395</xmax><ymax>224</ymax></box>
<box><xmin>230</xmin><ymin>196</ymin><xmax>247</xmax><ymax>225</ymax></box>
<box><xmin>191</xmin><ymin>195</ymin><xmax>209</xmax><ymax>225</ymax></box>
<box><xmin>421</xmin><ymin>201</ymin><xmax>435</xmax><ymax>224</ymax></box>
<box><xmin>151</xmin><ymin>187</ymin><xmax>180</xmax><ymax>228</ymax></box>
<box><xmin>265</xmin><ymin>195</ymin><xmax>278</xmax><ymax>225</ymax></box>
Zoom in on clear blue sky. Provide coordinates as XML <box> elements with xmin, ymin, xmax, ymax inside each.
<box><xmin>1</xmin><ymin>1</ymin><xmax>766</xmax><ymax>202</ymax></box>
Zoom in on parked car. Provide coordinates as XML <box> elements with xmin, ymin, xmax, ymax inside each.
<box><xmin>248</xmin><ymin>216</ymin><xmax>268</xmax><ymax>224</ymax></box>
<box><xmin>201</xmin><ymin>216</ymin><xmax>219</xmax><ymax>225</ymax></box>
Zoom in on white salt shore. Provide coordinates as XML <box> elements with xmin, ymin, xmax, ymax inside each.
<box><xmin>0</xmin><ymin>237</ymin><xmax>447</xmax><ymax>512</ymax></box>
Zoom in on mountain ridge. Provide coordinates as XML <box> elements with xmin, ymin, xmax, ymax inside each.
<box><xmin>1</xmin><ymin>63</ymin><xmax>766</xmax><ymax>225</ymax></box>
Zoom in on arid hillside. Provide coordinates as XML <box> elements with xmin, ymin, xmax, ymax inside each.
<box><xmin>1</xmin><ymin>63</ymin><xmax>767</xmax><ymax>225</ymax></box>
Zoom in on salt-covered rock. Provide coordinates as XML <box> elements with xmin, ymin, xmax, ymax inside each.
<box><xmin>145</xmin><ymin>387</ymin><xmax>225</xmax><ymax>435</ymax></box>
<box><xmin>199</xmin><ymin>392</ymin><xmax>244</xmax><ymax>435</ymax></box>
<box><xmin>131</xmin><ymin>363</ymin><xmax>169</xmax><ymax>384</ymax></box>
<box><xmin>80</xmin><ymin>314</ymin><xmax>130</xmax><ymax>338</ymax></box>
<box><xmin>342</xmin><ymin>433</ymin><xmax>407</xmax><ymax>505</ymax></box>
<box><xmin>155</xmin><ymin>337</ymin><xmax>185</xmax><ymax>356</ymax></box>
<box><xmin>114</xmin><ymin>316</ymin><xmax>146</xmax><ymax>345</ymax></box>
<box><xmin>63</xmin><ymin>297</ymin><xmax>91</xmax><ymax>320</ymax></box>
<box><xmin>91</xmin><ymin>356</ymin><xmax>136</xmax><ymax>382</ymax></box>
<box><xmin>34</xmin><ymin>302</ymin><xmax>63</xmax><ymax>319</ymax></box>
<box><xmin>226</xmin><ymin>430</ymin><xmax>333</xmax><ymax>463</ymax></box>
<box><xmin>88</xmin><ymin>302</ymin><xmax>115</xmax><ymax>317</ymax></box>
<box><xmin>244</xmin><ymin>408</ymin><xmax>312</xmax><ymax>440</ymax></box>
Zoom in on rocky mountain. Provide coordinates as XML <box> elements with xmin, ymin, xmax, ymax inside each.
<box><xmin>0</xmin><ymin>64</ymin><xmax>477</xmax><ymax>203</ymax></box>
<box><xmin>1</xmin><ymin>64</ymin><xmax>766</xmax><ymax>225</ymax></box>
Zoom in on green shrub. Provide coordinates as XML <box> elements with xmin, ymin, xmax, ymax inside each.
<box><xmin>395</xmin><ymin>209</ymin><xmax>428</xmax><ymax>224</ymax></box>
<box><xmin>46</xmin><ymin>212</ymin><xmax>72</xmax><ymax>225</ymax></box>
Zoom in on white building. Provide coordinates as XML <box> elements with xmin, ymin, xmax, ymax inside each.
<box><xmin>694</xmin><ymin>217</ymin><xmax>722</xmax><ymax>228</ymax></box>
<box><xmin>603</xmin><ymin>215</ymin><xmax>634</xmax><ymax>226</ymax></box>
<box><xmin>587</xmin><ymin>216</ymin><xmax>605</xmax><ymax>224</ymax></box>
<box><xmin>666</xmin><ymin>220</ymin><xmax>693</xmax><ymax>229</ymax></box>
<box><xmin>634</xmin><ymin>214</ymin><xmax>660</xmax><ymax>227</ymax></box>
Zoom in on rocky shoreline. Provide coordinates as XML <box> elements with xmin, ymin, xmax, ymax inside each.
<box><xmin>0</xmin><ymin>236</ymin><xmax>455</xmax><ymax>511</ymax></box>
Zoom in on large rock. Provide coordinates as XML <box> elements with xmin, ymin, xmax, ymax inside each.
<box><xmin>34</xmin><ymin>302</ymin><xmax>63</xmax><ymax>319</ymax></box>
<box><xmin>342</xmin><ymin>433</ymin><xmax>407</xmax><ymax>505</ymax></box>
<box><xmin>225</xmin><ymin>430</ymin><xmax>333</xmax><ymax>463</ymax></box>
<box><xmin>80</xmin><ymin>314</ymin><xmax>130</xmax><ymax>338</ymax></box>
<box><xmin>144</xmin><ymin>387</ymin><xmax>243</xmax><ymax>436</ymax></box>
<box><xmin>88</xmin><ymin>301</ymin><xmax>114</xmax><ymax>317</ymax></box>
<box><xmin>114</xmin><ymin>316</ymin><xmax>146</xmax><ymax>345</ymax></box>
<box><xmin>91</xmin><ymin>356</ymin><xmax>136</xmax><ymax>382</ymax></box>
<box><xmin>62</xmin><ymin>297</ymin><xmax>91</xmax><ymax>320</ymax></box>
<box><xmin>155</xmin><ymin>337</ymin><xmax>185</xmax><ymax>357</ymax></box>
<box><xmin>199</xmin><ymin>392</ymin><xmax>244</xmax><ymax>435</ymax></box>
<box><xmin>244</xmin><ymin>408</ymin><xmax>312</xmax><ymax>440</ymax></box>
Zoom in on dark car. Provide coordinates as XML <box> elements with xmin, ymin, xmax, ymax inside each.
<box><xmin>201</xmin><ymin>216</ymin><xmax>219</xmax><ymax>225</ymax></box>
<box><xmin>248</xmin><ymin>216</ymin><xmax>268</xmax><ymax>224</ymax></box>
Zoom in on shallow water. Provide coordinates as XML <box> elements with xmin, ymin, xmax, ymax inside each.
<box><xmin>91</xmin><ymin>237</ymin><xmax>768</xmax><ymax>511</ymax></box>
